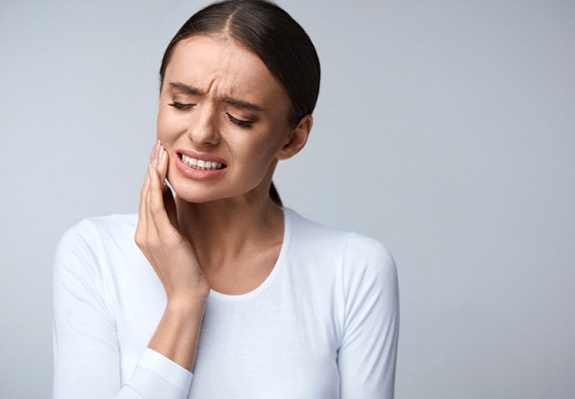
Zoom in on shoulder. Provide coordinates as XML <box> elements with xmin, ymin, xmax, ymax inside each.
<box><xmin>342</xmin><ymin>232</ymin><xmax>397</xmax><ymax>295</ymax></box>
<box><xmin>284</xmin><ymin>207</ymin><xmax>350</xmax><ymax>248</ymax></box>
<box><xmin>344</xmin><ymin>232</ymin><xmax>395</xmax><ymax>271</ymax></box>
<box><xmin>55</xmin><ymin>214</ymin><xmax>138</xmax><ymax>271</ymax></box>
<box><xmin>283</xmin><ymin>208</ymin><xmax>398</xmax><ymax>320</ymax></box>
<box><xmin>58</xmin><ymin>214</ymin><xmax>138</xmax><ymax>247</ymax></box>
<box><xmin>285</xmin><ymin>208</ymin><xmax>393</xmax><ymax>259</ymax></box>
<box><xmin>284</xmin><ymin>208</ymin><xmax>396</xmax><ymax>278</ymax></box>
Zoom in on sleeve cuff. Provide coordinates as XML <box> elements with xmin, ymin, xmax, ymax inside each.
<box><xmin>138</xmin><ymin>348</ymin><xmax>193</xmax><ymax>394</ymax></box>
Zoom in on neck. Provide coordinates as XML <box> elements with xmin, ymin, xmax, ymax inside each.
<box><xmin>175</xmin><ymin>191</ymin><xmax>284</xmax><ymax>272</ymax></box>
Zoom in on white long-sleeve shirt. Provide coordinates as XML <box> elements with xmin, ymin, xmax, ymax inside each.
<box><xmin>53</xmin><ymin>208</ymin><xmax>399</xmax><ymax>398</ymax></box>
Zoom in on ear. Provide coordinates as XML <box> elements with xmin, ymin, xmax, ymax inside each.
<box><xmin>275</xmin><ymin>115</ymin><xmax>313</xmax><ymax>160</ymax></box>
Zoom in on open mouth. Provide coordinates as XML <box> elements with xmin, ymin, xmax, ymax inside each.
<box><xmin>180</xmin><ymin>154</ymin><xmax>226</xmax><ymax>171</ymax></box>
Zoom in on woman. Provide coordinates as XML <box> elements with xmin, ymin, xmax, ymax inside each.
<box><xmin>53</xmin><ymin>1</ymin><xmax>399</xmax><ymax>397</ymax></box>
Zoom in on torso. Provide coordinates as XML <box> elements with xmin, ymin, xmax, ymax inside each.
<box><xmin>75</xmin><ymin>208</ymin><xmax>397</xmax><ymax>397</ymax></box>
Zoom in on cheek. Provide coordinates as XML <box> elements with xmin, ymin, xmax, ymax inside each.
<box><xmin>156</xmin><ymin>109</ymin><xmax>182</xmax><ymax>144</ymax></box>
<box><xmin>241</xmin><ymin>134</ymin><xmax>285</xmax><ymax>172</ymax></box>
<box><xmin>263</xmin><ymin>124</ymin><xmax>292</xmax><ymax>159</ymax></box>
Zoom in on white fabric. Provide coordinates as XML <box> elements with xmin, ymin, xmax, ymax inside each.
<box><xmin>53</xmin><ymin>208</ymin><xmax>399</xmax><ymax>398</ymax></box>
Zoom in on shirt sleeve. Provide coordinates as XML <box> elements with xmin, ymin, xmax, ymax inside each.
<box><xmin>52</xmin><ymin>220</ymin><xmax>193</xmax><ymax>398</ymax></box>
<box><xmin>337</xmin><ymin>233</ymin><xmax>400</xmax><ymax>398</ymax></box>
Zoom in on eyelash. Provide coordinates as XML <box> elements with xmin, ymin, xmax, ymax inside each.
<box><xmin>168</xmin><ymin>102</ymin><xmax>195</xmax><ymax>110</ymax></box>
<box><xmin>226</xmin><ymin>113</ymin><xmax>253</xmax><ymax>128</ymax></box>
<box><xmin>168</xmin><ymin>102</ymin><xmax>254</xmax><ymax>128</ymax></box>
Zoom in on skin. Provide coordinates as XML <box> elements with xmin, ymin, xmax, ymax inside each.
<box><xmin>135</xmin><ymin>34</ymin><xmax>313</xmax><ymax>371</ymax></box>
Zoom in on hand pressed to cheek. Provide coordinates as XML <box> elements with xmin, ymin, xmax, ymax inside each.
<box><xmin>131</xmin><ymin>139</ymin><xmax>208</xmax><ymax>372</ymax></box>
<box><xmin>135</xmin><ymin>141</ymin><xmax>209</xmax><ymax>301</ymax></box>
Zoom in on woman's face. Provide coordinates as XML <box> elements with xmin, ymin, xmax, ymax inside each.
<box><xmin>157</xmin><ymin>34</ymin><xmax>307</xmax><ymax>204</ymax></box>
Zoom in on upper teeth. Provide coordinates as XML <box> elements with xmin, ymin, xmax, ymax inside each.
<box><xmin>181</xmin><ymin>154</ymin><xmax>224</xmax><ymax>170</ymax></box>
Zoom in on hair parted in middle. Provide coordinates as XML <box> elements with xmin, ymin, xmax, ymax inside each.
<box><xmin>159</xmin><ymin>0</ymin><xmax>321</xmax><ymax>128</ymax></box>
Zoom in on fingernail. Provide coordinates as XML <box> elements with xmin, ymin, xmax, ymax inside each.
<box><xmin>148</xmin><ymin>164</ymin><xmax>154</xmax><ymax>180</ymax></box>
<box><xmin>159</xmin><ymin>146</ymin><xmax>165</xmax><ymax>162</ymax></box>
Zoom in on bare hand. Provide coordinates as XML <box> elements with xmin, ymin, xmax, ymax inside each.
<box><xmin>135</xmin><ymin>140</ymin><xmax>210</xmax><ymax>303</ymax></box>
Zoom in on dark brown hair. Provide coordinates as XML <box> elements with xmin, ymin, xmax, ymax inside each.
<box><xmin>159</xmin><ymin>0</ymin><xmax>321</xmax><ymax>206</ymax></box>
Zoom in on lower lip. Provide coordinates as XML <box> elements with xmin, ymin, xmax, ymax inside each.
<box><xmin>175</xmin><ymin>156</ymin><xmax>227</xmax><ymax>181</ymax></box>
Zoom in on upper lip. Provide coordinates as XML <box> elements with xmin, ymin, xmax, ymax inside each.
<box><xmin>177</xmin><ymin>149</ymin><xmax>227</xmax><ymax>166</ymax></box>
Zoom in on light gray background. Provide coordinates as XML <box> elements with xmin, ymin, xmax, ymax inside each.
<box><xmin>1</xmin><ymin>0</ymin><xmax>574</xmax><ymax>397</ymax></box>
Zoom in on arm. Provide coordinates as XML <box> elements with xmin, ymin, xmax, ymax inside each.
<box><xmin>52</xmin><ymin>222</ymin><xmax>194</xmax><ymax>398</ymax></box>
<box><xmin>53</xmin><ymin>142</ymin><xmax>208</xmax><ymax>398</ymax></box>
<box><xmin>136</xmin><ymin>141</ymin><xmax>209</xmax><ymax>371</ymax></box>
<box><xmin>337</xmin><ymin>234</ymin><xmax>400</xmax><ymax>398</ymax></box>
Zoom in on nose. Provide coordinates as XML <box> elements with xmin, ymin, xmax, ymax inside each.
<box><xmin>187</xmin><ymin>104</ymin><xmax>220</xmax><ymax>146</ymax></box>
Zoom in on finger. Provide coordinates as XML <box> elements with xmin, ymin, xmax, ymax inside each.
<box><xmin>136</xmin><ymin>161</ymin><xmax>154</xmax><ymax>246</ymax></box>
<box><xmin>139</xmin><ymin>141</ymin><xmax>160</xmax><ymax>222</ymax></box>
<box><xmin>145</xmin><ymin>140</ymin><xmax>161</xmax><ymax>224</ymax></box>
<box><xmin>150</xmin><ymin>139</ymin><xmax>160</xmax><ymax>162</ymax></box>
<box><xmin>141</xmin><ymin>140</ymin><xmax>162</xmax><ymax>233</ymax></box>
<box><xmin>146</xmin><ymin>164</ymin><xmax>161</xmax><ymax>238</ymax></box>
<box><xmin>156</xmin><ymin>145</ymin><xmax>179</xmax><ymax>229</ymax></box>
<box><xmin>156</xmin><ymin>145</ymin><xmax>169</xmax><ymax>182</ymax></box>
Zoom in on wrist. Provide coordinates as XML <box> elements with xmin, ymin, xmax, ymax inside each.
<box><xmin>166</xmin><ymin>294</ymin><xmax>207</xmax><ymax>316</ymax></box>
<box><xmin>149</xmin><ymin>294</ymin><xmax>207</xmax><ymax>371</ymax></box>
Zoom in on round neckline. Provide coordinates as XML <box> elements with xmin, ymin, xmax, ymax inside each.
<box><xmin>207</xmin><ymin>207</ymin><xmax>292</xmax><ymax>302</ymax></box>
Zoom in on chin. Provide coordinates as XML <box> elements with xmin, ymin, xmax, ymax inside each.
<box><xmin>167</xmin><ymin>169</ymin><xmax>269</xmax><ymax>205</ymax></box>
<box><xmin>168</xmin><ymin>180</ymin><xmax>237</xmax><ymax>204</ymax></box>
<box><xmin>170</xmin><ymin>184</ymin><xmax>221</xmax><ymax>204</ymax></box>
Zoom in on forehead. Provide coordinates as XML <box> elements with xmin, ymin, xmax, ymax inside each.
<box><xmin>164</xmin><ymin>35</ymin><xmax>286</xmax><ymax>102</ymax></box>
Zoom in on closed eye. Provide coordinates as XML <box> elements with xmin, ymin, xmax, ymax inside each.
<box><xmin>168</xmin><ymin>102</ymin><xmax>196</xmax><ymax>110</ymax></box>
<box><xmin>227</xmin><ymin>113</ymin><xmax>253</xmax><ymax>128</ymax></box>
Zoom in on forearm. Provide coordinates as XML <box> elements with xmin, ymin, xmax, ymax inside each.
<box><xmin>140</xmin><ymin>142</ymin><xmax>209</xmax><ymax>372</ymax></box>
<box><xmin>148</xmin><ymin>297</ymin><xmax>206</xmax><ymax>371</ymax></box>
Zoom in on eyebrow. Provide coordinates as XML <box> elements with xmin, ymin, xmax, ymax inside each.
<box><xmin>169</xmin><ymin>82</ymin><xmax>203</xmax><ymax>96</ymax></box>
<box><xmin>169</xmin><ymin>82</ymin><xmax>263</xmax><ymax>112</ymax></box>
<box><xmin>222</xmin><ymin>97</ymin><xmax>263</xmax><ymax>112</ymax></box>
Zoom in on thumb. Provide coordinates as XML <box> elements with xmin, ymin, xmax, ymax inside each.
<box><xmin>157</xmin><ymin>146</ymin><xmax>179</xmax><ymax>229</ymax></box>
